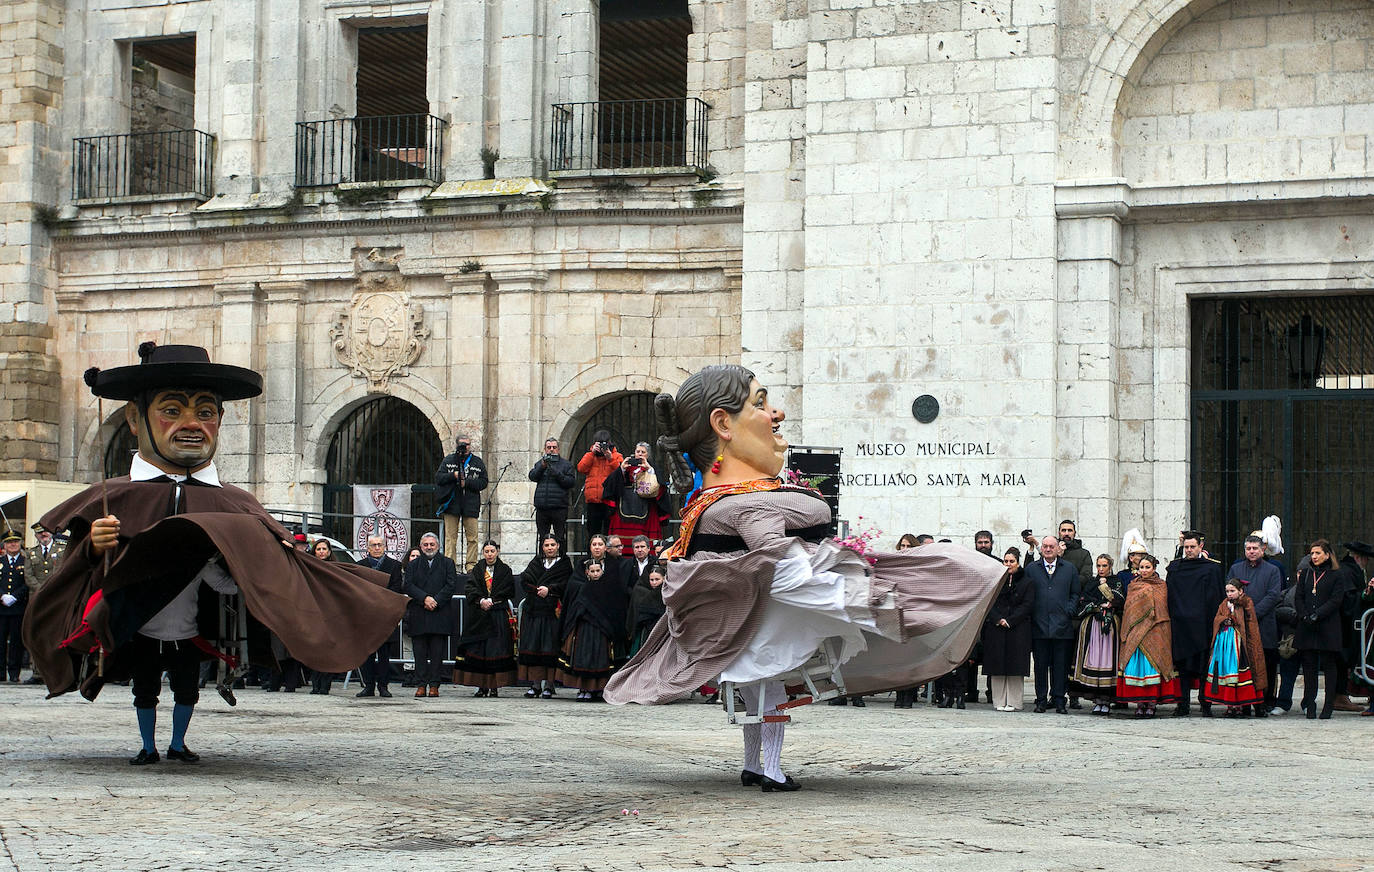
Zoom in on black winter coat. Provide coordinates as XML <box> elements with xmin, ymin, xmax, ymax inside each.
<box><xmin>1294</xmin><ymin>561</ymin><xmax>1346</xmax><ymax>653</ymax></box>
<box><xmin>403</xmin><ymin>554</ymin><xmax>461</xmax><ymax>637</ymax></box>
<box><xmin>1166</xmin><ymin>556</ymin><xmax>1225</xmax><ymax>664</ymax></box>
<box><xmin>529</xmin><ymin>455</ymin><xmax>577</xmax><ymax>510</ymax></box>
<box><xmin>981</xmin><ymin>569</ymin><xmax>1035</xmax><ymax>675</ymax></box>
<box><xmin>435</xmin><ymin>452</ymin><xmax>489</xmax><ymax>518</ymax></box>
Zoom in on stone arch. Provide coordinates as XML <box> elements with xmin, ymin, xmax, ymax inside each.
<box><xmin>76</xmin><ymin>405</ymin><xmax>135</xmax><ymax>482</ymax></box>
<box><xmin>1065</xmin><ymin>0</ymin><xmax>1231</xmax><ymax>178</ymax></box>
<box><xmin>547</xmin><ymin>371</ymin><xmax>681</xmax><ymax>449</ymax></box>
<box><xmin>306</xmin><ymin>377</ymin><xmax>452</xmax><ymax>477</ymax></box>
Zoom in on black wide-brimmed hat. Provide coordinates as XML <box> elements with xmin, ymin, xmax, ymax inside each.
<box><xmin>1342</xmin><ymin>540</ymin><xmax>1374</xmax><ymax>558</ymax></box>
<box><xmin>83</xmin><ymin>341</ymin><xmax>262</xmax><ymax>401</ymax></box>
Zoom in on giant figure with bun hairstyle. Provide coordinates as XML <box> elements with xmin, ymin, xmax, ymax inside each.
<box><xmin>605</xmin><ymin>365</ymin><xmax>1005</xmax><ymax>792</ymax></box>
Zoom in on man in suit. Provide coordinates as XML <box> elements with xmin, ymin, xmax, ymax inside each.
<box><xmin>21</xmin><ymin>524</ymin><xmax>62</xmax><ymax>684</ymax></box>
<box><xmin>355</xmin><ymin>534</ymin><xmax>405</xmax><ymax>698</ymax></box>
<box><xmin>1167</xmin><ymin>531</ymin><xmax>1225</xmax><ymax>716</ymax></box>
<box><xmin>1026</xmin><ymin>535</ymin><xmax>1080</xmax><ymax>713</ymax></box>
<box><xmin>0</xmin><ymin>528</ymin><xmax>28</xmax><ymax>682</ymax></box>
<box><xmin>404</xmin><ymin>532</ymin><xmax>461</xmax><ymax>698</ymax></box>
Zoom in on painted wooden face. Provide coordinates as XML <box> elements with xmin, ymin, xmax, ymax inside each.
<box><xmin>127</xmin><ymin>389</ymin><xmax>222</xmax><ymax>471</ymax></box>
<box><xmin>720</xmin><ymin>379</ymin><xmax>788</xmax><ymax>478</ymax></box>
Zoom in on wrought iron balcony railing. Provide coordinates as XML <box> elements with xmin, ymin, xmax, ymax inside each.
<box><xmin>295</xmin><ymin>114</ymin><xmax>447</xmax><ymax>187</ymax></box>
<box><xmin>549</xmin><ymin>97</ymin><xmax>709</xmax><ymax>173</ymax></box>
<box><xmin>72</xmin><ymin>129</ymin><xmax>215</xmax><ymax>200</ymax></box>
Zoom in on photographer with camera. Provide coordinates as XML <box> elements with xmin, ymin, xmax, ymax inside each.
<box><xmin>529</xmin><ymin>437</ymin><xmax>576</xmax><ymax>550</ymax></box>
<box><xmin>602</xmin><ymin>442</ymin><xmax>670</xmax><ymax>545</ymax></box>
<box><xmin>435</xmin><ymin>434</ymin><xmax>489</xmax><ymax>571</ymax></box>
<box><xmin>577</xmin><ymin>430</ymin><xmax>623</xmax><ymax>538</ymax></box>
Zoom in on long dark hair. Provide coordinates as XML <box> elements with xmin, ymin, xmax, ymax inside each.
<box><xmin>655</xmin><ymin>364</ymin><xmax>755</xmax><ymax>491</ymax></box>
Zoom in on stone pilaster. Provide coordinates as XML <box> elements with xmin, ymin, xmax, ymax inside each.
<box><xmin>435</xmin><ymin>0</ymin><xmax>492</xmax><ymax>181</ymax></box>
<box><xmin>214</xmin><ymin>282</ymin><xmax>264</xmax><ymax>490</ymax></box>
<box><xmin>495</xmin><ymin>0</ymin><xmax>544</xmax><ymax>177</ymax></box>
<box><xmin>0</xmin><ymin>0</ymin><xmax>65</xmax><ymax>477</ymax></box>
<box><xmin>260</xmin><ymin>281</ymin><xmax>306</xmax><ymax>508</ymax></box>
<box><xmin>485</xmin><ymin>269</ymin><xmax>548</xmax><ymax>526</ymax></box>
<box><xmin>1055</xmin><ymin>182</ymin><xmax>1128</xmax><ymax>535</ymax></box>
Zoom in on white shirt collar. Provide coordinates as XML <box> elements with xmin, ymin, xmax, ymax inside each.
<box><xmin>129</xmin><ymin>453</ymin><xmax>222</xmax><ymax>487</ymax></box>
<box><xmin>1043</xmin><ymin>559</ymin><xmax>1057</xmax><ymax>571</ymax></box>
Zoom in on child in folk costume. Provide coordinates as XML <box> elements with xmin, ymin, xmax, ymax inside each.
<box><xmin>517</xmin><ymin>536</ymin><xmax>571</xmax><ymax>698</ymax></box>
<box><xmin>1071</xmin><ymin>554</ymin><xmax>1125</xmax><ymax>715</ymax></box>
<box><xmin>1202</xmin><ymin>580</ymin><xmax>1267</xmax><ymax>716</ymax></box>
<box><xmin>1116</xmin><ymin>554</ymin><xmax>1181</xmax><ymax>717</ymax></box>
<box><xmin>558</xmin><ymin>558</ymin><xmax>628</xmax><ymax>701</ymax></box>
<box><xmin>454</xmin><ymin>541</ymin><xmax>517</xmax><ymax>697</ymax></box>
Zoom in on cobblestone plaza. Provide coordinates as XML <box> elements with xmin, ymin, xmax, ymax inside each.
<box><xmin>2</xmin><ymin>684</ymin><xmax>1369</xmax><ymax>871</ymax></box>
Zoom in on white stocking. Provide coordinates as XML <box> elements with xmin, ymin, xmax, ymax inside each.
<box><xmin>739</xmin><ymin>681</ymin><xmax>788</xmax><ymax>782</ymax></box>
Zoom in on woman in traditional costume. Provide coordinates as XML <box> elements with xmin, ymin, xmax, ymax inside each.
<box><xmin>1115</xmin><ymin>554</ymin><xmax>1180</xmax><ymax>717</ymax></box>
<box><xmin>603</xmin><ymin>443</ymin><xmax>671</xmax><ymax>544</ymax></box>
<box><xmin>1071</xmin><ymin>554</ymin><xmax>1125</xmax><ymax>715</ymax></box>
<box><xmin>982</xmin><ymin>548</ymin><xmax>1035</xmax><ymax>712</ymax></box>
<box><xmin>558</xmin><ymin>559</ymin><xmax>628</xmax><ymax>701</ymax></box>
<box><xmin>628</xmin><ymin>563</ymin><xmax>666</xmax><ymax>657</ymax></box>
<box><xmin>1202</xmin><ymin>579</ymin><xmax>1266</xmax><ymax>715</ymax></box>
<box><xmin>604</xmin><ymin>365</ymin><xmax>1004</xmax><ymax>791</ymax></box>
<box><xmin>454</xmin><ymin>541</ymin><xmax>517</xmax><ymax>697</ymax></box>
<box><xmin>517</xmin><ymin>535</ymin><xmax>571</xmax><ymax>698</ymax></box>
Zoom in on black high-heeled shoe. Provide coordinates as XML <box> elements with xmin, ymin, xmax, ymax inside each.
<box><xmin>1303</xmin><ymin>701</ymin><xmax>1316</xmax><ymax>719</ymax></box>
<box><xmin>472</xmin><ymin>687</ymin><xmax>488</xmax><ymax>697</ymax></box>
<box><xmin>740</xmin><ymin>770</ymin><xmax>763</xmax><ymax>787</ymax></box>
<box><xmin>1318</xmin><ymin>706</ymin><xmax>1333</xmax><ymax>720</ymax></box>
<box><xmin>760</xmin><ymin>775</ymin><xmax>800</xmax><ymax>792</ymax></box>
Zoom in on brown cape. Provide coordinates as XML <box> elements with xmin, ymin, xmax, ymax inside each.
<box><xmin>1212</xmin><ymin>594</ymin><xmax>1267</xmax><ymax>694</ymax></box>
<box><xmin>23</xmin><ymin>478</ymin><xmax>408</xmax><ymax>698</ymax></box>
<box><xmin>1119</xmin><ymin>575</ymin><xmax>1176</xmax><ymax>680</ymax></box>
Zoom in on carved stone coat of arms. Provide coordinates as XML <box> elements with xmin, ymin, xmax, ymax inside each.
<box><xmin>331</xmin><ymin>273</ymin><xmax>429</xmax><ymax>390</ymax></box>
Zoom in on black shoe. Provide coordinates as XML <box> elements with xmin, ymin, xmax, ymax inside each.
<box><xmin>129</xmin><ymin>749</ymin><xmax>160</xmax><ymax>766</ymax></box>
<box><xmin>378</xmin><ymin>687</ymin><xmax>392</xmax><ymax>698</ymax></box>
<box><xmin>540</xmin><ymin>688</ymin><xmax>554</xmax><ymax>699</ymax></box>
<box><xmin>1319</xmin><ymin>705</ymin><xmax>1334</xmax><ymax>720</ymax></box>
<box><xmin>1199</xmin><ymin>703</ymin><xmax>1213</xmax><ymax>718</ymax></box>
<box><xmin>955</xmin><ymin>698</ymin><xmax>966</xmax><ymax>710</ymax></box>
<box><xmin>984</xmin><ymin>691</ymin><xmax>993</xmax><ymax>703</ymax></box>
<box><xmin>262</xmin><ymin>684</ymin><xmax>279</xmax><ymax>692</ymax></box>
<box><xmin>355</xmin><ymin>687</ymin><xmax>375</xmax><ymax>698</ymax></box>
<box><xmin>850</xmin><ymin>696</ymin><xmax>865</xmax><ymax>708</ymax></box>
<box><xmin>23</xmin><ymin>677</ymin><xmax>43</xmax><ymax>685</ymax></box>
<box><xmin>473</xmin><ymin>688</ymin><xmax>488</xmax><ymax>698</ymax></box>
<box><xmin>1069</xmin><ymin>699</ymin><xmax>1083</xmax><ymax>710</ymax></box>
<box><xmin>525</xmin><ymin>687</ymin><xmax>538</xmax><ymax>698</ymax></box>
<box><xmin>1302</xmin><ymin>701</ymin><xmax>1316</xmax><ymax>719</ymax></box>
<box><xmin>1033</xmin><ymin>702</ymin><xmax>1046</xmax><ymax>713</ymax></box>
<box><xmin>489</xmin><ymin>689</ymin><xmax>499</xmax><ymax>698</ymax></box>
<box><xmin>1055</xmin><ymin>703</ymin><xmax>1068</xmax><ymax>714</ymax></box>
<box><xmin>166</xmin><ymin>746</ymin><xmax>200</xmax><ymax>763</ymax></box>
<box><xmin>760</xmin><ymin>775</ymin><xmax>800</xmax><ymax>793</ymax></box>
<box><xmin>1172</xmin><ymin>705</ymin><xmax>1190</xmax><ymax>718</ymax></box>
<box><xmin>828</xmin><ymin>697</ymin><xmax>847</xmax><ymax>706</ymax></box>
<box><xmin>741</xmin><ymin>770</ymin><xmax>763</xmax><ymax>787</ymax></box>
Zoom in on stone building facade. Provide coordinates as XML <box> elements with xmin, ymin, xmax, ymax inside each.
<box><xmin>2</xmin><ymin>0</ymin><xmax>1371</xmax><ymax>561</ymax></box>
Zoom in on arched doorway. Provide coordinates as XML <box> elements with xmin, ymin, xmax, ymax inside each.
<box><xmin>323</xmin><ymin>396</ymin><xmax>443</xmax><ymax>546</ymax></box>
<box><xmin>568</xmin><ymin>391</ymin><xmax>683</xmax><ymax>553</ymax></box>
<box><xmin>103</xmin><ymin>421</ymin><xmax>138</xmax><ymax>478</ymax></box>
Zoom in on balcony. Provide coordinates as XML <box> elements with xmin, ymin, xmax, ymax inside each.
<box><xmin>549</xmin><ymin>97</ymin><xmax>709</xmax><ymax>174</ymax></box>
<box><xmin>72</xmin><ymin>129</ymin><xmax>215</xmax><ymax>201</ymax></box>
<box><xmin>295</xmin><ymin>114</ymin><xmax>446</xmax><ymax>188</ymax></box>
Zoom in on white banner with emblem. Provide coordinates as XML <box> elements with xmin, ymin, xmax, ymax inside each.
<box><xmin>352</xmin><ymin>485</ymin><xmax>412</xmax><ymax>559</ymax></box>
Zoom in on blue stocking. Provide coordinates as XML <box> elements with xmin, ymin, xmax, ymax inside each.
<box><xmin>136</xmin><ymin>707</ymin><xmax>157</xmax><ymax>753</ymax></box>
<box><xmin>170</xmin><ymin>703</ymin><xmax>194</xmax><ymax>751</ymax></box>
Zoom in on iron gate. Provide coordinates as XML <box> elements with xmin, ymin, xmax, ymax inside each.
<box><xmin>1191</xmin><ymin>295</ymin><xmax>1374</xmax><ymax>570</ymax></box>
<box><xmin>324</xmin><ymin>396</ymin><xmax>443</xmax><ymax>545</ymax></box>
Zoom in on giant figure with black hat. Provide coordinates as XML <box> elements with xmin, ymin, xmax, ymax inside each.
<box><xmin>23</xmin><ymin>341</ymin><xmax>408</xmax><ymax>765</ymax></box>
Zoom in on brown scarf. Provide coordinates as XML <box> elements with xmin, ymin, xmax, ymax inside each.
<box><xmin>1119</xmin><ymin>574</ymin><xmax>1176</xmax><ymax>680</ymax></box>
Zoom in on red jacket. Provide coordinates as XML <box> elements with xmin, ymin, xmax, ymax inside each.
<box><xmin>577</xmin><ymin>449</ymin><xmax>623</xmax><ymax>505</ymax></box>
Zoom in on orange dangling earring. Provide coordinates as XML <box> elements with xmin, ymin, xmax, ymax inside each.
<box><xmin>710</xmin><ymin>454</ymin><xmax>722</xmax><ymax>474</ymax></box>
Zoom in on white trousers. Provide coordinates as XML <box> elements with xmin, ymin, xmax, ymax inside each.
<box><xmin>990</xmin><ymin>675</ymin><xmax>1024</xmax><ymax>710</ymax></box>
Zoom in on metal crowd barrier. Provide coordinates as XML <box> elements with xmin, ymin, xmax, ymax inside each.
<box><xmin>1357</xmin><ymin>608</ymin><xmax>1374</xmax><ymax>686</ymax></box>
